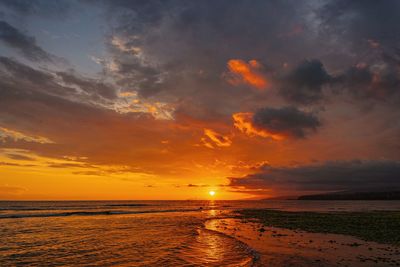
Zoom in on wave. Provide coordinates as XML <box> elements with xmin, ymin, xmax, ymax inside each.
<box><xmin>0</xmin><ymin>208</ymin><xmax>203</xmax><ymax>219</ymax></box>
<box><xmin>166</xmin><ymin>221</ymin><xmax>260</xmax><ymax>267</ymax></box>
<box><xmin>202</xmin><ymin>226</ymin><xmax>260</xmax><ymax>266</ymax></box>
<box><xmin>103</xmin><ymin>204</ymin><xmax>150</xmax><ymax>207</ymax></box>
<box><xmin>0</xmin><ymin>203</ymin><xmax>151</xmax><ymax>211</ymax></box>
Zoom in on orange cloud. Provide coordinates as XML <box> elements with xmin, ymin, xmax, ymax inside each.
<box><xmin>226</xmin><ymin>59</ymin><xmax>268</xmax><ymax>89</ymax></box>
<box><xmin>203</xmin><ymin>128</ymin><xmax>232</xmax><ymax>148</ymax></box>
<box><xmin>232</xmin><ymin>112</ymin><xmax>284</xmax><ymax>140</ymax></box>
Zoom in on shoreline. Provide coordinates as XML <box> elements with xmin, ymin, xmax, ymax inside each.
<box><xmin>207</xmin><ymin>218</ymin><xmax>400</xmax><ymax>266</ymax></box>
<box><xmin>205</xmin><ymin>209</ymin><xmax>400</xmax><ymax>266</ymax></box>
<box><xmin>236</xmin><ymin>209</ymin><xmax>400</xmax><ymax>246</ymax></box>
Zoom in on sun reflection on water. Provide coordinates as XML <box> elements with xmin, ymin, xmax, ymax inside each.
<box><xmin>208</xmin><ymin>199</ymin><xmax>217</xmax><ymax>216</ymax></box>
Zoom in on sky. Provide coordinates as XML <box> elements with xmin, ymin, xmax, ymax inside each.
<box><xmin>0</xmin><ymin>0</ymin><xmax>400</xmax><ymax>200</ymax></box>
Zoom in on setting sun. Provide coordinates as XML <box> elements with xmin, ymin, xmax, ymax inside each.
<box><xmin>209</xmin><ymin>191</ymin><xmax>216</xmax><ymax>196</ymax></box>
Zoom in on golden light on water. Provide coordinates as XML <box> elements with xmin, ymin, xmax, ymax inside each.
<box><xmin>209</xmin><ymin>191</ymin><xmax>216</xmax><ymax>196</ymax></box>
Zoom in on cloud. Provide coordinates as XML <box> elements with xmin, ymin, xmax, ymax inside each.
<box><xmin>233</xmin><ymin>112</ymin><xmax>284</xmax><ymax>140</ymax></box>
<box><xmin>0</xmin><ymin>56</ymin><xmax>53</xmax><ymax>83</ymax></box>
<box><xmin>0</xmin><ymin>57</ymin><xmax>116</xmax><ymax>105</ymax></box>
<box><xmin>47</xmin><ymin>162</ymin><xmax>88</xmax><ymax>168</ymax></box>
<box><xmin>91</xmin><ymin>0</ymin><xmax>321</xmax><ymax>121</ymax></box>
<box><xmin>186</xmin><ymin>183</ymin><xmax>209</xmax><ymax>188</ymax></box>
<box><xmin>92</xmin><ymin>0</ymin><xmax>400</xmax><ymax>123</ymax></box>
<box><xmin>225</xmin><ymin>59</ymin><xmax>268</xmax><ymax>90</ymax></box>
<box><xmin>318</xmin><ymin>0</ymin><xmax>400</xmax><ymax>54</ymax></box>
<box><xmin>334</xmin><ymin>62</ymin><xmax>400</xmax><ymax>101</ymax></box>
<box><xmin>253</xmin><ymin>107</ymin><xmax>321</xmax><ymax>138</ymax></box>
<box><xmin>6</xmin><ymin>153</ymin><xmax>35</xmax><ymax>161</ymax></box>
<box><xmin>0</xmin><ymin>0</ymin><xmax>400</xmax><ymax>196</ymax></box>
<box><xmin>229</xmin><ymin>160</ymin><xmax>400</xmax><ymax>195</ymax></box>
<box><xmin>0</xmin><ymin>21</ymin><xmax>55</xmax><ymax>62</ymax></box>
<box><xmin>0</xmin><ymin>184</ymin><xmax>26</xmax><ymax>195</ymax></box>
<box><xmin>56</xmin><ymin>71</ymin><xmax>117</xmax><ymax>100</ymax></box>
<box><xmin>0</xmin><ymin>127</ymin><xmax>53</xmax><ymax>144</ymax></box>
<box><xmin>202</xmin><ymin>128</ymin><xmax>232</xmax><ymax>148</ymax></box>
<box><xmin>279</xmin><ymin>59</ymin><xmax>331</xmax><ymax>104</ymax></box>
<box><xmin>277</xmin><ymin>58</ymin><xmax>400</xmax><ymax>105</ymax></box>
<box><xmin>0</xmin><ymin>162</ymin><xmax>36</xmax><ymax>167</ymax></box>
<box><xmin>233</xmin><ymin>106</ymin><xmax>320</xmax><ymax>140</ymax></box>
<box><xmin>0</xmin><ymin>0</ymin><xmax>70</xmax><ymax>17</ymax></box>
<box><xmin>0</xmin><ymin>57</ymin><xmax>237</xmax><ymax>177</ymax></box>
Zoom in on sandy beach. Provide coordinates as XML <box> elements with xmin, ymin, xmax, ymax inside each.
<box><xmin>207</xmin><ymin>217</ymin><xmax>400</xmax><ymax>266</ymax></box>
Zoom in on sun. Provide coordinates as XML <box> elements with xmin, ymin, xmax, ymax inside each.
<box><xmin>209</xmin><ymin>190</ymin><xmax>216</xmax><ymax>196</ymax></box>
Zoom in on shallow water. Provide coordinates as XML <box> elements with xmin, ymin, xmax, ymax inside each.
<box><xmin>1</xmin><ymin>200</ymin><xmax>400</xmax><ymax>266</ymax></box>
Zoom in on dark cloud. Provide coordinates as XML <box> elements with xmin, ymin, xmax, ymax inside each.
<box><xmin>0</xmin><ymin>56</ymin><xmax>53</xmax><ymax>84</ymax></box>
<box><xmin>0</xmin><ymin>21</ymin><xmax>55</xmax><ymax>62</ymax></box>
<box><xmin>0</xmin><ymin>0</ymin><xmax>70</xmax><ymax>17</ymax></box>
<box><xmin>186</xmin><ymin>184</ymin><xmax>209</xmax><ymax>188</ymax></box>
<box><xmin>56</xmin><ymin>71</ymin><xmax>117</xmax><ymax>100</ymax></box>
<box><xmin>252</xmin><ymin>106</ymin><xmax>321</xmax><ymax>139</ymax></box>
<box><xmin>94</xmin><ymin>0</ymin><xmax>323</xmax><ymax>119</ymax></box>
<box><xmin>87</xmin><ymin>0</ymin><xmax>400</xmax><ymax>123</ymax></box>
<box><xmin>319</xmin><ymin>0</ymin><xmax>400</xmax><ymax>54</ymax></box>
<box><xmin>334</xmin><ymin>63</ymin><xmax>400</xmax><ymax>101</ymax></box>
<box><xmin>229</xmin><ymin>160</ymin><xmax>400</xmax><ymax>195</ymax></box>
<box><xmin>0</xmin><ymin>57</ymin><xmax>116</xmax><ymax>104</ymax></box>
<box><xmin>310</xmin><ymin>0</ymin><xmax>400</xmax><ymax>104</ymax></box>
<box><xmin>277</xmin><ymin>58</ymin><xmax>400</xmax><ymax>105</ymax></box>
<box><xmin>279</xmin><ymin>60</ymin><xmax>331</xmax><ymax>104</ymax></box>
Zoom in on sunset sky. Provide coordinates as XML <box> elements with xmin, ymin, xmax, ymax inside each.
<box><xmin>1</xmin><ymin>0</ymin><xmax>400</xmax><ymax>200</ymax></box>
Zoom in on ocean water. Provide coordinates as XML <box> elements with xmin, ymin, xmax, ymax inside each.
<box><xmin>1</xmin><ymin>200</ymin><xmax>400</xmax><ymax>266</ymax></box>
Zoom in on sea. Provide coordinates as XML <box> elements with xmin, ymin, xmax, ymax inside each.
<box><xmin>1</xmin><ymin>200</ymin><xmax>400</xmax><ymax>266</ymax></box>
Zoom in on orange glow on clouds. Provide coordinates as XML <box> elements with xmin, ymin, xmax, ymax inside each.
<box><xmin>232</xmin><ymin>112</ymin><xmax>284</xmax><ymax>140</ymax></box>
<box><xmin>226</xmin><ymin>59</ymin><xmax>268</xmax><ymax>89</ymax></box>
<box><xmin>203</xmin><ymin>128</ymin><xmax>232</xmax><ymax>148</ymax></box>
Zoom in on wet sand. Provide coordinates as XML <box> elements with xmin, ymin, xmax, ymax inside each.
<box><xmin>206</xmin><ymin>218</ymin><xmax>400</xmax><ymax>267</ymax></box>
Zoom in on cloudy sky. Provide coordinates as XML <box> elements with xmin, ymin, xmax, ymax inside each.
<box><xmin>0</xmin><ymin>0</ymin><xmax>399</xmax><ymax>200</ymax></box>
